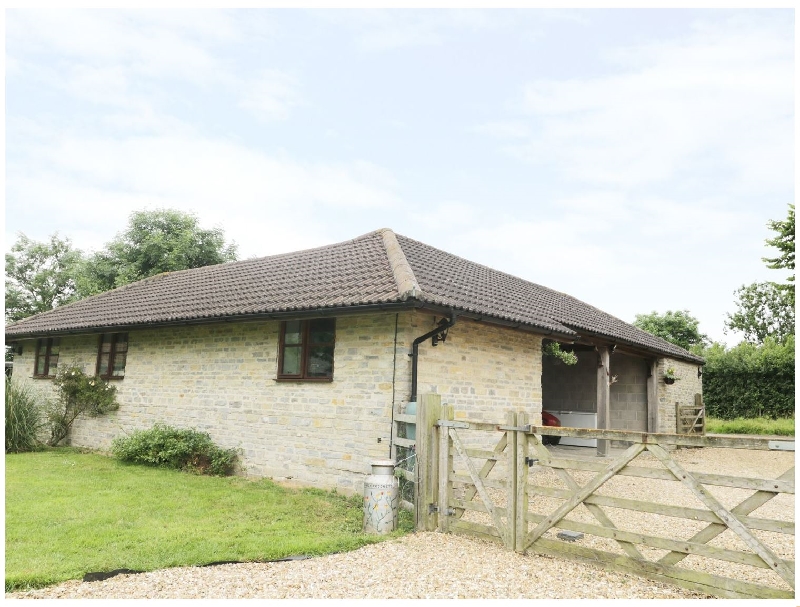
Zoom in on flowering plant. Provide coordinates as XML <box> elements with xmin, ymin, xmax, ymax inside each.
<box><xmin>47</xmin><ymin>365</ymin><xmax>119</xmax><ymax>445</ymax></box>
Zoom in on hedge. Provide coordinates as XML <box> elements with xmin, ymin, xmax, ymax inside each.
<box><xmin>702</xmin><ymin>336</ymin><xmax>794</xmax><ymax>419</ymax></box>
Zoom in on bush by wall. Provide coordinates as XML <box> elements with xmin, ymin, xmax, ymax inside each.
<box><xmin>111</xmin><ymin>424</ymin><xmax>237</xmax><ymax>476</ymax></box>
<box><xmin>5</xmin><ymin>379</ymin><xmax>44</xmax><ymax>453</ymax></box>
<box><xmin>702</xmin><ymin>336</ymin><xmax>794</xmax><ymax>420</ymax></box>
<box><xmin>47</xmin><ymin>366</ymin><xmax>119</xmax><ymax>446</ymax></box>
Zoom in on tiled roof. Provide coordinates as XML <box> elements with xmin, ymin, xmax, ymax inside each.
<box><xmin>5</xmin><ymin>228</ymin><xmax>702</xmax><ymax>362</ymax></box>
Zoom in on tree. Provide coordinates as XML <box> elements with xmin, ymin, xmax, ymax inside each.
<box><xmin>726</xmin><ymin>205</ymin><xmax>795</xmax><ymax>344</ymax></box>
<box><xmin>763</xmin><ymin>203</ymin><xmax>794</xmax><ymax>283</ymax></box>
<box><xmin>5</xmin><ymin>233</ymin><xmax>84</xmax><ymax>321</ymax></box>
<box><xmin>633</xmin><ymin>310</ymin><xmax>708</xmax><ymax>352</ymax></box>
<box><xmin>725</xmin><ymin>281</ymin><xmax>794</xmax><ymax>344</ymax></box>
<box><xmin>79</xmin><ymin>209</ymin><xmax>238</xmax><ymax>296</ymax></box>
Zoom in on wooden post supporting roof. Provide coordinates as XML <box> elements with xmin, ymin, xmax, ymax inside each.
<box><xmin>647</xmin><ymin>359</ymin><xmax>659</xmax><ymax>433</ymax></box>
<box><xmin>596</xmin><ymin>346</ymin><xmax>610</xmax><ymax>457</ymax></box>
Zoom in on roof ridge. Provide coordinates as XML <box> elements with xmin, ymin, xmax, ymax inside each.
<box><xmin>379</xmin><ymin>228</ymin><xmax>421</xmax><ymax>300</ymax></box>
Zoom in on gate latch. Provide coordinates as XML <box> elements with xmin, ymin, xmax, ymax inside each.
<box><xmin>525</xmin><ymin>457</ymin><xmax>539</xmax><ymax>467</ymax></box>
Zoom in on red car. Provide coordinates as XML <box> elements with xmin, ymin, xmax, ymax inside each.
<box><xmin>541</xmin><ymin>410</ymin><xmax>561</xmax><ymax>445</ymax></box>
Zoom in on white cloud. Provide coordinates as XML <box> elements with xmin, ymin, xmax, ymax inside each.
<box><xmin>238</xmin><ymin>70</ymin><xmax>305</xmax><ymax>122</ymax></box>
<box><xmin>7</xmin><ymin>132</ymin><xmax>402</xmax><ymax>258</ymax></box>
<box><xmin>482</xmin><ymin>14</ymin><xmax>792</xmax><ymax>196</ymax></box>
<box><xmin>8</xmin><ymin>10</ymin><xmax>303</xmax><ymax>125</ymax></box>
<box><xmin>316</xmin><ymin>9</ymin><xmax>498</xmax><ymax>51</ymax></box>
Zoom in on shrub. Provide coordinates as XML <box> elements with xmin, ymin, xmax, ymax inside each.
<box><xmin>5</xmin><ymin>379</ymin><xmax>45</xmax><ymax>453</ymax></box>
<box><xmin>111</xmin><ymin>424</ymin><xmax>237</xmax><ymax>476</ymax></box>
<box><xmin>46</xmin><ymin>366</ymin><xmax>119</xmax><ymax>446</ymax></box>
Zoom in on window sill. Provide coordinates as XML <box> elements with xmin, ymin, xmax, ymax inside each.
<box><xmin>275</xmin><ymin>377</ymin><xmax>333</xmax><ymax>383</ymax></box>
<box><xmin>32</xmin><ymin>375</ymin><xmax>55</xmax><ymax>379</ymax></box>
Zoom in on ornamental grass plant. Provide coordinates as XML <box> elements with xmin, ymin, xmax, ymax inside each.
<box><xmin>5</xmin><ymin>378</ymin><xmax>45</xmax><ymax>453</ymax></box>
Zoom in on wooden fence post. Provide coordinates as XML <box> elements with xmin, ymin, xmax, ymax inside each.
<box><xmin>516</xmin><ymin>410</ymin><xmax>529</xmax><ymax>553</ymax></box>
<box><xmin>438</xmin><ymin>403</ymin><xmax>454</xmax><ymax>533</ymax></box>
<box><xmin>505</xmin><ymin>410</ymin><xmax>517</xmax><ymax>550</ymax></box>
<box><xmin>415</xmin><ymin>393</ymin><xmax>442</xmax><ymax>531</ymax></box>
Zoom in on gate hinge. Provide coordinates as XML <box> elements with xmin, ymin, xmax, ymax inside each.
<box><xmin>429</xmin><ymin>504</ymin><xmax>455</xmax><ymax>515</ymax></box>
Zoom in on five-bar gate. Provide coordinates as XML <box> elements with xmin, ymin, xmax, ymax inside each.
<box><xmin>413</xmin><ymin>394</ymin><xmax>795</xmax><ymax>599</ymax></box>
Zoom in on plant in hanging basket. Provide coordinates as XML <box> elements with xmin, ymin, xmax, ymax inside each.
<box><xmin>663</xmin><ymin>367</ymin><xmax>679</xmax><ymax>384</ymax></box>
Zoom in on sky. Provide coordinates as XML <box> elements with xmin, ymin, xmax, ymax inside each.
<box><xmin>4</xmin><ymin>8</ymin><xmax>795</xmax><ymax>346</ymax></box>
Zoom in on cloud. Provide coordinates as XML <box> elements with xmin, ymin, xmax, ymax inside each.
<box><xmin>478</xmin><ymin>14</ymin><xmax>793</xmax><ymax>195</ymax></box>
<box><xmin>238</xmin><ymin>70</ymin><xmax>305</xmax><ymax>122</ymax></box>
<box><xmin>315</xmin><ymin>9</ymin><xmax>500</xmax><ymax>51</ymax></box>
<box><xmin>6</xmin><ymin>132</ymin><xmax>402</xmax><ymax>258</ymax></box>
<box><xmin>7</xmin><ymin>10</ymin><xmax>302</xmax><ymax>126</ymax></box>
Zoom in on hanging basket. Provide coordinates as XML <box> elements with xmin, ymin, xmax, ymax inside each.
<box><xmin>664</xmin><ymin>377</ymin><xmax>676</xmax><ymax>385</ymax></box>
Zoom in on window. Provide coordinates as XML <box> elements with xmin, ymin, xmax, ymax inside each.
<box><xmin>33</xmin><ymin>338</ymin><xmax>60</xmax><ymax>377</ymax></box>
<box><xmin>278</xmin><ymin>319</ymin><xmax>335</xmax><ymax>380</ymax></box>
<box><xmin>96</xmin><ymin>333</ymin><xmax>128</xmax><ymax>379</ymax></box>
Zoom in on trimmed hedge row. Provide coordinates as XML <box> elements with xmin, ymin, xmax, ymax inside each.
<box><xmin>702</xmin><ymin>336</ymin><xmax>795</xmax><ymax>420</ymax></box>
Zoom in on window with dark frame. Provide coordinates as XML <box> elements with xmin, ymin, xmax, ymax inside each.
<box><xmin>96</xmin><ymin>333</ymin><xmax>128</xmax><ymax>379</ymax></box>
<box><xmin>278</xmin><ymin>319</ymin><xmax>335</xmax><ymax>381</ymax></box>
<box><xmin>33</xmin><ymin>338</ymin><xmax>60</xmax><ymax>378</ymax></box>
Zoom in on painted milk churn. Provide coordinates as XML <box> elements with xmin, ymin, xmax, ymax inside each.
<box><xmin>362</xmin><ymin>459</ymin><xmax>399</xmax><ymax>534</ymax></box>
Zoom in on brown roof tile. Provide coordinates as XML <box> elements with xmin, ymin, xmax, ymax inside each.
<box><xmin>5</xmin><ymin>228</ymin><xmax>702</xmax><ymax>362</ymax></box>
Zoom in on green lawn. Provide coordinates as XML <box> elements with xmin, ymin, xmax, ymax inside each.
<box><xmin>6</xmin><ymin>448</ymin><xmax>412</xmax><ymax>591</ymax></box>
<box><xmin>706</xmin><ymin>416</ymin><xmax>794</xmax><ymax>436</ymax></box>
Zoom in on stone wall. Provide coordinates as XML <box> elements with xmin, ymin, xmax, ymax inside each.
<box><xmin>609</xmin><ymin>353</ymin><xmax>649</xmax><ymax>432</ymax></box>
<box><xmin>656</xmin><ymin>356</ymin><xmax>704</xmax><ymax>434</ymax></box>
<box><xmin>15</xmin><ymin>314</ymin><xmax>402</xmax><ymax>493</ymax></box>
<box><xmin>12</xmin><ymin>310</ymin><xmax>545</xmax><ymax>493</ymax></box>
<box><xmin>409</xmin><ymin>312</ymin><xmax>543</xmax><ymax>423</ymax></box>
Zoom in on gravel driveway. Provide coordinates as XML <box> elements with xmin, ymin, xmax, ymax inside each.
<box><xmin>8</xmin><ymin>532</ymin><xmax>710</xmax><ymax>599</ymax></box>
<box><xmin>7</xmin><ymin>446</ymin><xmax>793</xmax><ymax>600</ymax></box>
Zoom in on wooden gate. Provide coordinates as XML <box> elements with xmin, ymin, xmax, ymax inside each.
<box><xmin>413</xmin><ymin>396</ymin><xmax>795</xmax><ymax>599</ymax></box>
<box><xmin>676</xmin><ymin>394</ymin><xmax>706</xmax><ymax>434</ymax></box>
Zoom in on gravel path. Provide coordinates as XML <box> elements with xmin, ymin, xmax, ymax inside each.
<box><xmin>8</xmin><ymin>532</ymin><xmax>709</xmax><ymax>599</ymax></box>
<box><xmin>7</xmin><ymin>446</ymin><xmax>792</xmax><ymax>600</ymax></box>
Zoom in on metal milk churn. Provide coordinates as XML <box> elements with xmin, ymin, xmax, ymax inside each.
<box><xmin>362</xmin><ymin>459</ymin><xmax>399</xmax><ymax>534</ymax></box>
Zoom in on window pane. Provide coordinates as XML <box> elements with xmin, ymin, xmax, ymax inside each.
<box><xmin>281</xmin><ymin>346</ymin><xmax>301</xmax><ymax>375</ymax></box>
<box><xmin>98</xmin><ymin>353</ymin><xmax>110</xmax><ymax>377</ymax></box>
<box><xmin>307</xmin><ymin>345</ymin><xmax>334</xmax><ymax>377</ymax></box>
<box><xmin>112</xmin><ymin>351</ymin><xmax>127</xmax><ymax>377</ymax></box>
<box><xmin>48</xmin><ymin>355</ymin><xmax>58</xmax><ymax>374</ymax></box>
<box><xmin>284</xmin><ymin>321</ymin><xmax>302</xmax><ymax>345</ymax></box>
<box><xmin>101</xmin><ymin>341</ymin><xmax>112</xmax><ymax>353</ymax></box>
<box><xmin>309</xmin><ymin>319</ymin><xmax>335</xmax><ymax>344</ymax></box>
<box><xmin>50</xmin><ymin>339</ymin><xmax>60</xmax><ymax>356</ymax></box>
<box><xmin>116</xmin><ymin>334</ymin><xmax>128</xmax><ymax>352</ymax></box>
<box><xmin>36</xmin><ymin>355</ymin><xmax>46</xmax><ymax>376</ymax></box>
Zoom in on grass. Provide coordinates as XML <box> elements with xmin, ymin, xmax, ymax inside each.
<box><xmin>706</xmin><ymin>416</ymin><xmax>794</xmax><ymax>436</ymax></box>
<box><xmin>5</xmin><ymin>448</ymin><xmax>413</xmax><ymax>591</ymax></box>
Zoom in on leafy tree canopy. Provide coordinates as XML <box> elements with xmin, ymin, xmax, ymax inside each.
<box><xmin>633</xmin><ymin>309</ymin><xmax>708</xmax><ymax>352</ymax></box>
<box><xmin>725</xmin><ymin>281</ymin><xmax>794</xmax><ymax>344</ymax></box>
<box><xmin>5</xmin><ymin>233</ymin><xmax>84</xmax><ymax>321</ymax></box>
<box><xmin>763</xmin><ymin>203</ymin><xmax>794</xmax><ymax>282</ymax></box>
<box><xmin>726</xmin><ymin>204</ymin><xmax>795</xmax><ymax>344</ymax></box>
<box><xmin>79</xmin><ymin>209</ymin><xmax>238</xmax><ymax>296</ymax></box>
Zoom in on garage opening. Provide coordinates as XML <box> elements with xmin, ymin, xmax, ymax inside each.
<box><xmin>541</xmin><ymin>340</ymin><xmax>652</xmax><ymax>447</ymax></box>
